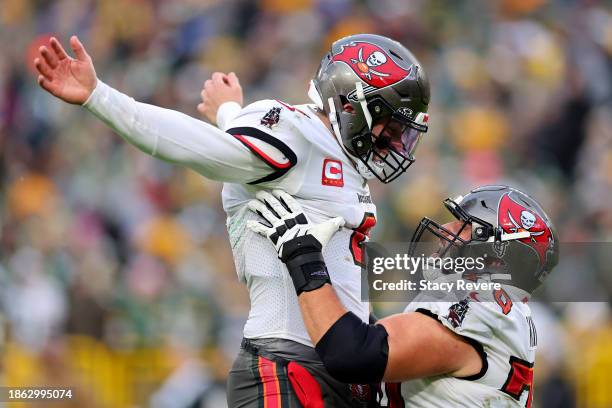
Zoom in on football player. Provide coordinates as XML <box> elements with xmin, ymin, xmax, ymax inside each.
<box><xmin>34</xmin><ymin>34</ymin><xmax>430</xmax><ymax>406</ymax></box>
<box><xmin>247</xmin><ymin>186</ymin><xmax>559</xmax><ymax>407</ymax></box>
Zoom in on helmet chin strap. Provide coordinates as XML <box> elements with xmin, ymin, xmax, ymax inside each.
<box><xmin>324</xmin><ymin>81</ymin><xmax>372</xmax><ymax>146</ymax></box>
<box><xmin>321</xmin><ymin>81</ymin><xmax>372</xmax><ymax>148</ymax></box>
<box><xmin>320</xmin><ymin>75</ymin><xmax>387</xmax><ymax>181</ymax></box>
<box><xmin>355</xmin><ymin>82</ymin><xmax>372</xmax><ymax>130</ymax></box>
<box><xmin>327</xmin><ymin>96</ymin><xmax>343</xmax><ymax>143</ymax></box>
<box><xmin>327</xmin><ymin>96</ymin><xmax>377</xmax><ymax>180</ymax></box>
<box><xmin>353</xmin><ymin>82</ymin><xmax>380</xmax><ymax>179</ymax></box>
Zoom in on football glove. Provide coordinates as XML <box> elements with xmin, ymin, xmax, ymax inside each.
<box><xmin>246</xmin><ymin>190</ymin><xmax>345</xmax><ymax>294</ymax></box>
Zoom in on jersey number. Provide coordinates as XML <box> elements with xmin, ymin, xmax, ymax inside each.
<box><xmin>501</xmin><ymin>356</ymin><xmax>534</xmax><ymax>408</ymax></box>
<box><xmin>494</xmin><ymin>288</ymin><xmax>513</xmax><ymax>315</ymax></box>
<box><xmin>350</xmin><ymin>213</ymin><xmax>376</xmax><ymax>266</ymax></box>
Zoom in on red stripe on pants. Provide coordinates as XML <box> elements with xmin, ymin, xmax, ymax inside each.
<box><xmin>258</xmin><ymin>356</ymin><xmax>282</xmax><ymax>408</ymax></box>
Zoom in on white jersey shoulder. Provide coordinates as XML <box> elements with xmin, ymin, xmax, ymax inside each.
<box><xmin>222</xmin><ymin>99</ymin><xmax>376</xmax><ymax>228</ymax></box>
<box><xmin>220</xmin><ymin>99</ymin><xmax>377</xmax><ymax>346</ymax></box>
<box><xmin>222</xmin><ymin>99</ymin><xmax>306</xmax><ymax>187</ymax></box>
<box><xmin>395</xmin><ymin>288</ymin><xmax>536</xmax><ymax>407</ymax></box>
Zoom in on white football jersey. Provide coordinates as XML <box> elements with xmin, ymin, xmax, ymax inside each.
<box><xmin>383</xmin><ymin>286</ymin><xmax>536</xmax><ymax>408</ymax></box>
<box><xmin>83</xmin><ymin>83</ymin><xmax>375</xmax><ymax>347</ymax></box>
<box><xmin>220</xmin><ymin>100</ymin><xmax>376</xmax><ymax>346</ymax></box>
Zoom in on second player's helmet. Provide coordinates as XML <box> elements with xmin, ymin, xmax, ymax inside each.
<box><xmin>309</xmin><ymin>34</ymin><xmax>430</xmax><ymax>183</ymax></box>
<box><xmin>409</xmin><ymin>185</ymin><xmax>559</xmax><ymax>294</ymax></box>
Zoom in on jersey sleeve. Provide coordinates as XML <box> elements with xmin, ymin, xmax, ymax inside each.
<box><xmin>414</xmin><ymin>299</ymin><xmax>502</xmax><ymax>380</ymax></box>
<box><xmin>83</xmin><ymin>81</ymin><xmax>273</xmax><ymax>184</ymax></box>
<box><xmin>216</xmin><ymin>101</ymin><xmax>242</xmax><ymax>131</ymax></box>
<box><xmin>223</xmin><ymin>100</ymin><xmax>308</xmax><ymax>185</ymax></box>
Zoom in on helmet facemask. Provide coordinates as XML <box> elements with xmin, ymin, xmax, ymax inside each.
<box><xmin>408</xmin><ymin>198</ymin><xmax>496</xmax><ymax>274</ymax></box>
<box><xmin>409</xmin><ymin>195</ymin><xmax>538</xmax><ymax>287</ymax></box>
<box><xmin>343</xmin><ymin>93</ymin><xmax>429</xmax><ymax>184</ymax></box>
<box><xmin>356</xmin><ymin>112</ymin><xmax>425</xmax><ymax>183</ymax></box>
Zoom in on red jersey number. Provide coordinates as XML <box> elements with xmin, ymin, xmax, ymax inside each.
<box><xmin>501</xmin><ymin>356</ymin><xmax>534</xmax><ymax>408</ymax></box>
<box><xmin>350</xmin><ymin>213</ymin><xmax>376</xmax><ymax>266</ymax></box>
<box><xmin>494</xmin><ymin>288</ymin><xmax>513</xmax><ymax>315</ymax></box>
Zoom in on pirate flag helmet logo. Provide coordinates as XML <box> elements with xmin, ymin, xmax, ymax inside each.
<box><xmin>331</xmin><ymin>41</ymin><xmax>412</xmax><ymax>88</ymax></box>
<box><xmin>498</xmin><ymin>192</ymin><xmax>554</xmax><ymax>267</ymax></box>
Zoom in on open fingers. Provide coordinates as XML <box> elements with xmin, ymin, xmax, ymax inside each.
<box><xmin>248</xmin><ymin>199</ymin><xmax>283</xmax><ymax>227</ymax></box>
<box><xmin>256</xmin><ymin>190</ymin><xmax>290</xmax><ymax>219</ymax></box>
<box><xmin>272</xmin><ymin>190</ymin><xmax>303</xmax><ymax>217</ymax></box>
<box><xmin>34</xmin><ymin>58</ymin><xmax>53</xmax><ymax>80</ymax></box>
<box><xmin>246</xmin><ymin>220</ymin><xmax>272</xmax><ymax>238</ymax></box>
<box><xmin>50</xmin><ymin>37</ymin><xmax>69</xmax><ymax>61</ymax></box>
<box><xmin>37</xmin><ymin>75</ymin><xmax>58</xmax><ymax>95</ymax></box>
<box><xmin>40</xmin><ymin>46</ymin><xmax>58</xmax><ymax>69</ymax></box>
<box><xmin>70</xmin><ymin>35</ymin><xmax>89</xmax><ymax>61</ymax></box>
<box><xmin>310</xmin><ymin>217</ymin><xmax>345</xmax><ymax>247</ymax></box>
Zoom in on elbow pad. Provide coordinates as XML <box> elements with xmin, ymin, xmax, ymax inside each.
<box><xmin>315</xmin><ymin>312</ymin><xmax>389</xmax><ymax>384</ymax></box>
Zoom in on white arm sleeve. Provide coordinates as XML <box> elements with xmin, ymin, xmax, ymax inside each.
<box><xmin>83</xmin><ymin>81</ymin><xmax>270</xmax><ymax>183</ymax></box>
<box><xmin>216</xmin><ymin>101</ymin><xmax>242</xmax><ymax>131</ymax></box>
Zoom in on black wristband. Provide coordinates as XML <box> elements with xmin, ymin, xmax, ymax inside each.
<box><xmin>281</xmin><ymin>235</ymin><xmax>331</xmax><ymax>295</ymax></box>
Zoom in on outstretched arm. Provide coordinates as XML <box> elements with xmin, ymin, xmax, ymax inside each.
<box><xmin>35</xmin><ymin>36</ymin><xmax>270</xmax><ymax>184</ymax></box>
<box><xmin>83</xmin><ymin>80</ymin><xmax>262</xmax><ymax>183</ymax></box>
<box><xmin>247</xmin><ymin>190</ymin><xmax>483</xmax><ymax>383</ymax></box>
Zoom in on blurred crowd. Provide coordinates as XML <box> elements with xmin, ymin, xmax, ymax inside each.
<box><xmin>1</xmin><ymin>0</ymin><xmax>611</xmax><ymax>407</ymax></box>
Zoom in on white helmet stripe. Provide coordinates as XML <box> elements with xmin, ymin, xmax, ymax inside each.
<box><xmin>486</xmin><ymin>231</ymin><xmax>531</xmax><ymax>242</ymax></box>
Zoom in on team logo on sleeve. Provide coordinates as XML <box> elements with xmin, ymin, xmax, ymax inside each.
<box><xmin>331</xmin><ymin>41</ymin><xmax>411</xmax><ymax>88</ymax></box>
<box><xmin>322</xmin><ymin>158</ymin><xmax>344</xmax><ymax>187</ymax></box>
<box><xmin>260</xmin><ymin>107</ymin><xmax>281</xmax><ymax>128</ymax></box>
<box><xmin>498</xmin><ymin>192</ymin><xmax>554</xmax><ymax>266</ymax></box>
<box><xmin>445</xmin><ymin>298</ymin><xmax>470</xmax><ymax>329</ymax></box>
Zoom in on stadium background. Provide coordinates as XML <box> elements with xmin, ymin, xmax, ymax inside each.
<box><xmin>1</xmin><ymin>0</ymin><xmax>611</xmax><ymax>407</ymax></box>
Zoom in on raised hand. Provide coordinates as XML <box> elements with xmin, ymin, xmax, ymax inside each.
<box><xmin>197</xmin><ymin>72</ymin><xmax>243</xmax><ymax>124</ymax></box>
<box><xmin>34</xmin><ymin>36</ymin><xmax>97</xmax><ymax>105</ymax></box>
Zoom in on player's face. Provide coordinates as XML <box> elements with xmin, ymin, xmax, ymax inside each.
<box><xmin>408</xmin><ymin>216</ymin><xmax>475</xmax><ymax>262</ymax></box>
<box><xmin>434</xmin><ymin>220</ymin><xmax>472</xmax><ymax>255</ymax></box>
<box><xmin>371</xmin><ymin>117</ymin><xmax>421</xmax><ymax>159</ymax></box>
<box><xmin>440</xmin><ymin>221</ymin><xmax>472</xmax><ymax>240</ymax></box>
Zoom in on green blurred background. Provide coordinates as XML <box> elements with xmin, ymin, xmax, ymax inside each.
<box><xmin>1</xmin><ymin>0</ymin><xmax>611</xmax><ymax>407</ymax></box>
